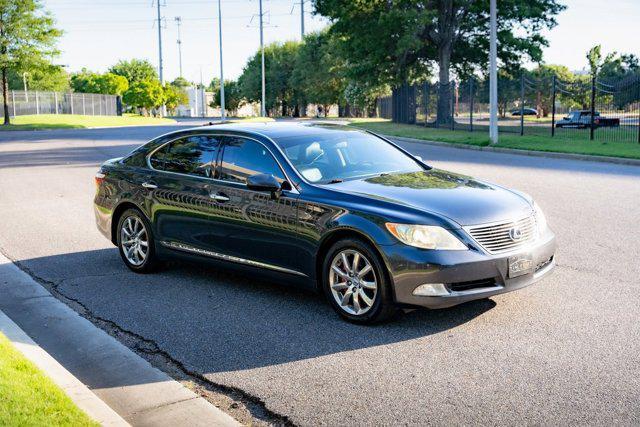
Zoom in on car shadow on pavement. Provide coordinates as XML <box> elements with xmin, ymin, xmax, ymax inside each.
<box><xmin>10</xmin><ymin>248</ymin><xmax>497</xmax><ymax>375</ymax></box>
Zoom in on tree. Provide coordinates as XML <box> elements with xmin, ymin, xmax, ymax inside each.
<box><xmin>314</xmin><ymin>0</ymin><xmax>565</xmax><ymax>123</ymax></box>
<box><xmin>0</xmin><ymin>0</ymin><xmax>62</xmax><ymax>124</ymax></box>
<box><xmin>71</xmin><ymin>69</ymin><xmax>128</xmax><ymax>95</ymax></box>
<box><xmin>291</xmin><ymin>31</ymin><xmax>346</xmax><ymax>116</ymax></box>
<box><xmin>9</xmin><ymin>64</ymin><xmax>69</xmax><ymax>92</ymax></box>
<box><xmin>109</xmin><ymin>59</ymin><xmax>158</xmax><ymax>85</ymax></box>
<box><xmin>528</xmin><ymin>64</ymin><xmax>575</xmax><ymax>117</ymax></box>
<box><xmin>238</xmin><ymin>41</ymin><xmax>302</xmax><ymax>116</ymax></box>
<box><xmin>171</xmin><ymin>76</ymin><xmax>191</xmax><ymax>89</ymax></box>
<box><xmin>163</xmin><ymin>83</ymin><xmax>188</xmax><ymax>115</ymax></box>
<box><xmin>123</xmin><ymin>80</ymin><xmax>164</xmax><ymax>115</ymax></box>
<box><xmin>210</xmin><ymin>80</ymin><xmax>243</xmax><ymax>115</ymax></box>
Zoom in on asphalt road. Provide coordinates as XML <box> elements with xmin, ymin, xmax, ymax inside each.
<box><xmin>1</xmin><ymin>122</ymin><xmax>639</xmax><ymax>425</ymax></box>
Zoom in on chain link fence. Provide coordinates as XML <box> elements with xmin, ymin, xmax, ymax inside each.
<box><xmin>4</xmin><ymin>90</ymin><xmax>120</xmax><ymax>117</ymax></box>
<box><xmin>378</xmin><ymin>74</ymin><xmax>640</xmax><ymax>143</ymax></box>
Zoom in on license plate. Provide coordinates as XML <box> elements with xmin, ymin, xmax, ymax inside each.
<box><xmin>508</xmin><ymin>254</ymin><xmax>534</xmax><ymax>278</ymax></box>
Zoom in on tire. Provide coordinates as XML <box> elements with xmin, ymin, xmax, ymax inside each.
<box><xmin>116</xmin><ymin>208</ymin><xmax>159</xmax><ymax>273</ymax></box>
<box><xmin>322</xmin><ymin>238</ymin><xmax>398</xmax><ymax>324</ymax></box>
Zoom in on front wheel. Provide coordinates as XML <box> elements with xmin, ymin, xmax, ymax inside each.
<box><xmin>322</xmin><ymin>238</ymin><xmax>398</xmax><ymax>324</ymax></box>
<box><xmin>116</xmin><ymin>208</ymin><xmax>159</xmax><ymax>273</ymax></box>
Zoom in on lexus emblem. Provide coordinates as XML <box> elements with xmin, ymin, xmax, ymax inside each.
<box><xmin>509</xmin><ymin>227</ymin><xmax>524</xmax><ymax>241</ymax></box>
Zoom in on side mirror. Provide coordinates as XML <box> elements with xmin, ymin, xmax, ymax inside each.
<box><xmin>415</xmin><ymin>155</ymin><xmax>424</xmax><ymax>162</ymax></box>
<box><xmin>247</xmin><ymin>173</ymin><xmax>281</xmax><ymax>193</ymax></box>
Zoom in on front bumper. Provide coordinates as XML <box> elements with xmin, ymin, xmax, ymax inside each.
<box><xmin>384</xmin><ymin>230</ymin><xmax>557</xmax><ymax>309</ymax></box>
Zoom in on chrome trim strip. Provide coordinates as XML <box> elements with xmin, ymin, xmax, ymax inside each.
<box><xmin>145</xmin><ymin>132</ymin><xmax>300</xmax><ymax>195</ymax></box>
<box><xmin>463</xmin><ymin>214</ymin><xmax>538</xmax><ymax>255</ymax></box>
<box><xmin>160</xmin><ymin>240</ymin><xmax>308</xmax><ymax>277</ymax></box>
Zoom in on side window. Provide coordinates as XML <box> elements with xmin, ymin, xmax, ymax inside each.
<box><xmin>149</xmin><ymin>144</ymin><xmax>169</xmax><ymax>169</ymax></box>
<box><xmin>219</xmin><ymin>137</ymin><xmax>285</xmax><ymax>184</ymax></box>
<box><xmin>150</xmin><ymin>135</ymin><xmax>219</xmax><ymax>177</ymax></box>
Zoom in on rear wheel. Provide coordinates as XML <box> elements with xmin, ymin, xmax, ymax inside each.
<box><xmin>322</xmin><ymin>238</ymin><xmax>397</xmax><ymax>324</ymax></box>
<box><xmin>117</xmin><ymin>208</ymin><xmax>159</xmax><ymax>273</ymax></box>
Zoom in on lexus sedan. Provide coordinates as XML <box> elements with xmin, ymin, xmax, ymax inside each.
<box><xmin>94</xmin><ymin>122</ymin><xmax>556</xmax><ymax>323</ymax></box>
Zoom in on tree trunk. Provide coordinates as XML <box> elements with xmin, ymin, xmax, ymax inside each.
<box><xmin>436</xmin><ymin>0</ymin><xmax>455</xmax><ymax>126</ymax></box>
<box><xmin>2</xmin><ymin>67</ymin><xmax>10</xmax><ymax>125</ymax></box>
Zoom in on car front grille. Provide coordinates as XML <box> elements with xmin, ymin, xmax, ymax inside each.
<box><xmin>467</xmin><ymin>215</ymin><xmax>537</xmax><ymax>254</ymax></box>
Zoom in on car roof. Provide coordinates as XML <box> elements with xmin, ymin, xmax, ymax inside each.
<box><xmin>185</xmin><ymin>121</ymin><xmax>366</xmax><ymax>140</ymax></box>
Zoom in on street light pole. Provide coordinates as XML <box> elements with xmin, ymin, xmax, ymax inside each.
<box><xmin>175</xmin><ymin>16</ymin><xmax>183</xmax><ymax>78</ymax></box>
<box><xmin>217</xmin><ymin>0</ymin><xmax>226</xmax><ymax>121</ymax></box>
<box><xmin>259</xmin><ymin>0</ymin><xmax>266</xmax><ymax>117</ymax></box>
<box><xmin>22</xmin><ymin>72</ymin><xmax>29</xmax><ymax>102</ymax></box>
<box><xmin>489</xmin><ymin>0</ymin><xmax>498</xmax><ymax>144</ymax></box>
<box><xmin>156</xmin><ymin>0</ymin><xmax>166</xmax><ymax>116</ymax></box>
<box><xmin>300</xmin><ymin>0</ymin><xmax>305</xmax><ymax>39</ymax></box>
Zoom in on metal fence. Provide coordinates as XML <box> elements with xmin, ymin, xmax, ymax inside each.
<box><xmin>378</xmin><ymin>74</ymin><xmax>640</xmax><ymax>143</ymax></box>
<box><xmin>4</xmin><ymin>90</ymin><xmax>120</xmax><ymax>117</ymax></box>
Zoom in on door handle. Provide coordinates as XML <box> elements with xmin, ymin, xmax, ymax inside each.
<box><xmin>141</xmin><ymin>182</ymin><xmax>158</xmax><ymax>189</ymax></box>
<box><xmin>210</xmin><ymin>193</ymin><xmax>230</xmax><ymax>202</ymax></box>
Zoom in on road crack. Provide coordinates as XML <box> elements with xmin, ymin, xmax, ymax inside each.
<box><xmin>0</xmin><ymin>248</ymin><xmax>295</xmax><ymax>427</ymax></box>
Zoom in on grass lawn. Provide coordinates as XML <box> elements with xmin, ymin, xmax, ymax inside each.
<box><xmin>349</xmin><ymin>119</ymin><xmax>640</xmax><ymax>160</ymax></box>
<box><xmin>0</xmin><ymin>333</ymin><xmax>98</xmax><ymax>426</ymax></box>
<box><xmin>1</xmin><ymin>114</ymin><xmax>176</xmax><ymax>131</ymax></box>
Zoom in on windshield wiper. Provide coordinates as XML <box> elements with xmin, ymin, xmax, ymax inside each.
<box><xmin>326</xmin><ymin>178</ymin><xmax>344</xmax><ymax>184</ymax></box>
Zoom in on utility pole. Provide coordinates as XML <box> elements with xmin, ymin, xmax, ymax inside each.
<box><xmin>300</xmin><ymin>0</ymin><xmax>305</xmax><ymax>39</ymax></box>
<box><xmin>217</xmin><ymin>0</ymin><xmax>226</xmax><ymax>121</ymax></box>
<box><xmin>259</xmin><ymin>0</ymin><xmax>266</xmax><ymax>117</ymax></box>
<box><xmin>175</xmin><ymin>16</ymin><xmax>183</xmax><ymax>78</ymax></box>
<box><xmin>155</xmin><ymin>0</ymin><xmax>166</xmax><ymax>116</ymax></box>
<box><xmin>199</xmin><ymin>66</ymin><xmax>206</xmax><ymax>118</ymax></box>
<box><xmin>488</xmin><ymin>0</ymin><xmax>498</xmax><ymax>144</ymax></box>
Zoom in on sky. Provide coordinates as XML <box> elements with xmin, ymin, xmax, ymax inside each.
<box><xmin>44</xmin><ymin>0</ymin><xmax>640</xmax><ymax>84</ymax></box>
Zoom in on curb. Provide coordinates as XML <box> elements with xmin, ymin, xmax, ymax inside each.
<box><xmin>0</xmin><ymin>310</ymin><xmax>129</xmax><ymax>426</ymax></box>
<box><xmin>0</xmin><ymin>252</ymin><xmax>240</xmax><ymax>427</ymax></box>
<box><xmin>383</xmin><ymin>135</ymin><xmax>640</xmax><ymax>167</ymax></box>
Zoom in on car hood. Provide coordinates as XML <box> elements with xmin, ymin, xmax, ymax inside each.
<box><xmin>327</xmin><ymin>169</ymin><xmax>533</xmax><ymax>226</ymax></box>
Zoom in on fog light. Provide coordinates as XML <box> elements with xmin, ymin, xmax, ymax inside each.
<box><xmin>412</xmin><ymin>283</ymin><xmax>450</xmax><ymax>296</ymax></box>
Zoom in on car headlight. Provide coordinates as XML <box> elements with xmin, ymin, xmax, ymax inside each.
<box><xmin>385</xmin><ymin>223</ymin><xmax>468</xmax><ymax>250</ymax></box>
<box><xmin>533</xmin><ymin>201</ymin><xmax>548</xmax><ymax>233</ymax></box>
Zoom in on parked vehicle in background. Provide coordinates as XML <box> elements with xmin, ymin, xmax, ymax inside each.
<box><xmin>94</xmin><ymin>123</ymin><xmax>556</xmax><ymax>324</ymax></box>
<box><xmin>511</xmin><ymin>108</ymin><xmax>538</xmax><ymax>116</ymax></box>
<box><xmin>555</xmin><ymin>111</ymin><xmax>621</xmax><ymax>128</ymax></box>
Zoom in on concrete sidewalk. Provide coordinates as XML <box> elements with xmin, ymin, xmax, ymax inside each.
<box><xmin>0</xmin><ymin>253</ymin><xmax>239</xmax><ymax>427</ymax></box>
<box><xmin>0</xmin><ymin>310</ymin><xmax>129</xmax><ymax>426</ymax></box>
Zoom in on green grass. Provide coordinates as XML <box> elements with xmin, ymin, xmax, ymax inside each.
<box><xmin>0</xmin><ymin>333</ymin><xmax>98</xmax><ymax>426</ymax></box>
<box><xmin>349</xmin><ymin>119</ymin><xmax>640</xmax><ymax>160</ymax></box>
<box><xmin>1</xmin><ymin>114</ymin><xmax>177</xmax><ymax>131</ymax></box>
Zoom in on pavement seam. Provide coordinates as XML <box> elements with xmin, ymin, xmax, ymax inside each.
<box><xmin>127</xmin><ymin>396</ymin><xmax>199</xmax><ymax>416</ymax></box>
<box><xmin>0</xmin><ymin>247</ymin><xmax>295</xmax><ymax>427</ymax></box>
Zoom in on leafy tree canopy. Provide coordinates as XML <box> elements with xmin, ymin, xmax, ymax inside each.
<box><xmin>163</xmin><ymin>83</ymin><xmax>188</xmax><ymax>114</ymax></box>
<box><xmin>0</xmin><ymin>0</ymin><xmax>62</xmax><ymax>124</ymax></box>
<box><xmin>123</xmin><ymin>79</ymin><xmax>165</xmax><ymax>114</ymax></box>
<box><xmin>210</xmin><ymin>79</ymin><xmax>243</xmax><ymax>114</ymax></box>
<box><xmin>9</xmin><ymin>64</ymin><xmax>69</xmax><ymax>92</ymax></box>
<box><xmin>109</xmin><ymin>59</ymin><xmax>158</xmax><ymax>85</ymax></box>
<box><xmin>70</xmin><ymin>69</ymin><xmax>129</xmax><ymax>95</ymax></box>
<box><xmin>238</xmin><ymin>41</ymin><xmax>302</xmax><ymax>116</ymax></box>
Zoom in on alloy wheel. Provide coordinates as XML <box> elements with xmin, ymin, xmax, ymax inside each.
<box><xmin>120</xmin><ymin>216</ymin><xmax>149</xmax><ymax>267</ymax></box>
<box><xmin>329</xmin><ymin>249</ymin><xmax>378</xmax><ymax>316</ymax></box>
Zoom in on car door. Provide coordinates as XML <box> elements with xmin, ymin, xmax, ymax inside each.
<box><xmin>204</xmin><ymin>135</ymin><xmax>306</xmax><ymax>276</ymax></box>
<box><xmin>146</xmin><ymin>134</ymin><xmax>223</xmax><ymax>252</ymax></box>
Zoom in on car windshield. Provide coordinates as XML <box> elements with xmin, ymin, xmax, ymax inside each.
<box><xmin>273</xmin><ymin>129</ymin><xmax>424</xmax><ymax>184</ymax></box>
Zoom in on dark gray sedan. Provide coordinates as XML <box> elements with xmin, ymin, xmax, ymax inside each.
<box><xmin>94</xmin><ymin>123</ymin><xmax>556</xmax><ymax>323</ymax></box>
